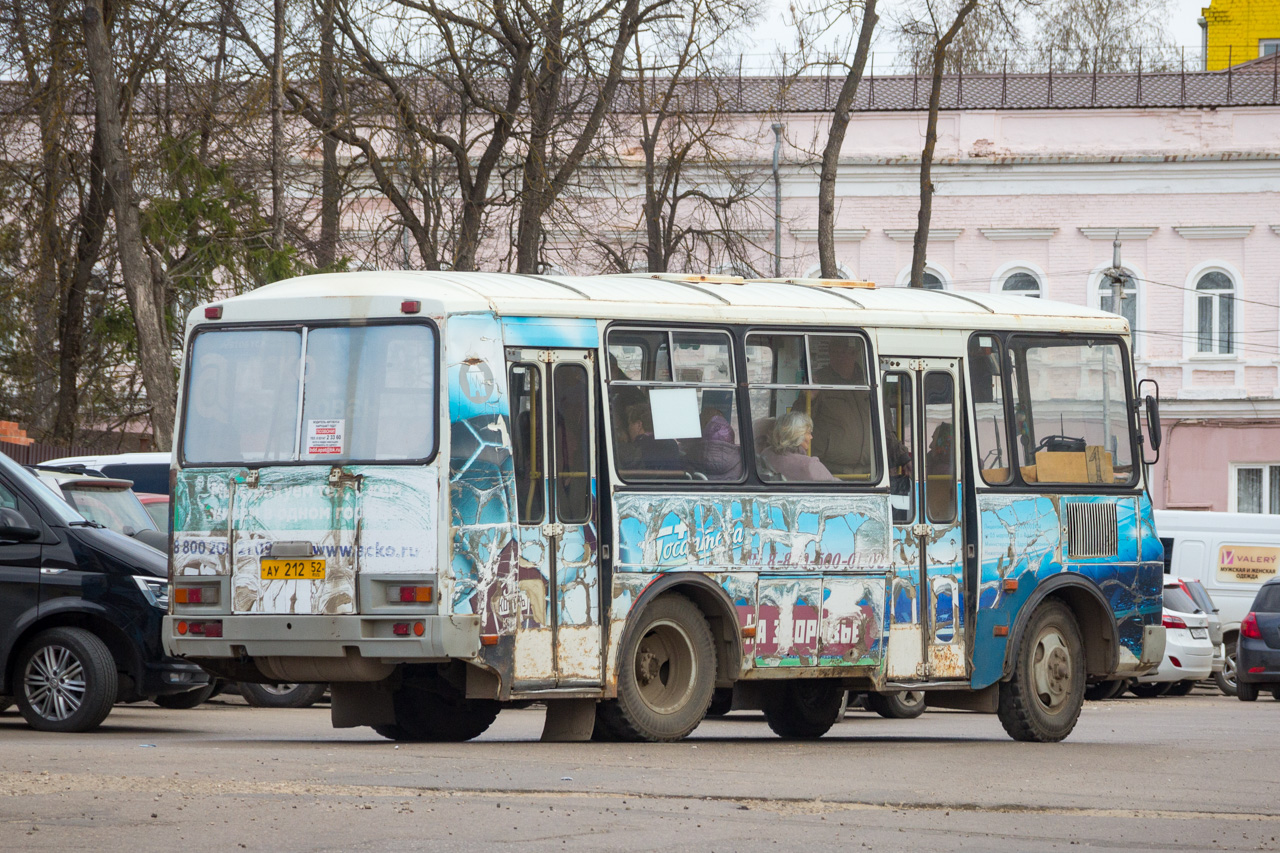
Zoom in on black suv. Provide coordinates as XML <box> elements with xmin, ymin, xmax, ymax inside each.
<box><xmin>0</xmin><ymin>452</ymin><xmax>207</xmax><ymax>731</ymax></box>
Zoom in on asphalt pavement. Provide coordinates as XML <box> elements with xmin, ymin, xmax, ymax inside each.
<box><xmin>1</xmin><ymin>686</ymin><xmax>1276</xmax><ymax>852</ymax></box>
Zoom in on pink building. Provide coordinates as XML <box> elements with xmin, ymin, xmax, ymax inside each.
<box><xmin>745</xmin><ymin>73</ymin><xmax>1280</xmax><ymax>513</ymax></box>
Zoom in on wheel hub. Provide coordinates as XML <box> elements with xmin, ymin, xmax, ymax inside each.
<box><xmin>1032</xmin><ymin>630</ymin><xmax>1071</xmax><ymax>711</ymax></box>
<box><xmin>25</xmin><ymin>645</ymin><xmax>86</xmax><ymax>722</ymax></box>
<box><xmin>633</xmin><ymin>620</ymin><xmax>697</xmax><ymax>714</ymax></box>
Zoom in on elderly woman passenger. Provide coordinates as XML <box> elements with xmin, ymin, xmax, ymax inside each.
<box><xmin>757</xmin><ymin>411</ymin><xmax>837</xmax><ymax>482</ymax></box>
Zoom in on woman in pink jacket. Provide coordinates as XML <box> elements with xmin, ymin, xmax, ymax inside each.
<box><xmin>758</xmin><ymin>411</ymin><xmax>838</xmax><ymax>482</ymax></box>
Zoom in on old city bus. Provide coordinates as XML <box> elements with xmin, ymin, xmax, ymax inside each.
<box><xmin>163</xmin><ymin>271</ymin><xmax>1166</xmax><ymax>743</ymax></box>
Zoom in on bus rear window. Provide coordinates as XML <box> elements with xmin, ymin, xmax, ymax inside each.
<box><xmin>182</xmin><ymin>324</ymin><xmax>436</xmax><ymax>465</ymax></box>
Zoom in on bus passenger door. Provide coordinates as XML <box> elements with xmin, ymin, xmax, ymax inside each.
<box><xmin>507</xmin><ymin>349</ymin><xmax>602</xmax><ymax>690</ymax></box>
<box><xmin>881</xmin><ymin>357</ymin><xmax>968</xmax><ymax>681</ymax></box>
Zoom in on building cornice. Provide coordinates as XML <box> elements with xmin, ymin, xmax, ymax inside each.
<box><xmin>1173</xmin><ymin>225</ymin><xmax>1255</xmax><ymax>239</ymax></box>
<box><xmin>1079</xmin><ymin>227</ymin><xmax>1159</xmax><ymax>240</ymax></box>
<box><xmin>790</xmin><ymin>228</ymin><xmax>868</xmax><ymax>242</ymax></box>
<box><xmin>980</xmin><ymin>227</ymin><xmax>1059</xmax><ymax>241</ymax></box>
<box><xmin>885</xmin><ymin>228</ymin><xmax>964</xmax><ymax>242</ymax></box>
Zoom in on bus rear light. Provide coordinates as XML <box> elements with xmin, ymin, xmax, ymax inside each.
<box><xmin>391</xmin><ymin>585</ymin><xmax>432</xmax><ymax>604</ymax></box>
<box><xmin>1242</xmin><ymin>612</ymin><xmax>1262</xmax><ymax>639</ymax></box>
<box><xmin>175</xmin><ymin>586</ymin><xmax>219</xmax><ymax>605</ymax></box>
<box><xmin>1162</xmin><ymin>614</ymin><xmax>1187</xmax><ymax>630</ymax></box>
<box><xmin>481</xmin><ymin>634</ymin><xmax>499</xmax><ymax>646</ymax></box>
<box><xmin>393</xmin><ymin>623</ymin><xmax>410</xmax><ymax>636</ymax></box>
<box><xmin>413</xmin><ymin>622</ymin><xmax>425</xmax><ymax>637</ymax></box>
<box><xmin>176</xmin><ymin>621</ymin><xmax>188</xmax><ymax>635</ymax></box>
<box><xmin>187</xmin><ymin>621</ymin><xmax>223</xmax><ymax>638</ymax></box>
<box><xmin>204</xmin><ymin>305</ymin><xmax>223</xmax><ymax>320</ymax></box>
<box><xmin>401</xmin><ymin>300</ymin><xmax>421</xmax><ymax>314</ymax></box>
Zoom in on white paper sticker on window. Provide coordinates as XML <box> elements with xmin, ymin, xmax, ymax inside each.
<box><xmin>307</xmin><ymin>419</ymin><xmax>345</xmax><ymax>455</ymax></box>
<box><xmin>649</xmin><ymin>387</ymin><xmax>702</xmax><ymax>440</ymax></box>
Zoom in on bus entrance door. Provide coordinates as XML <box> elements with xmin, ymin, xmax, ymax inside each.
<box><xmin>507</xmin><ymin>349</ymin><xmax>603</xmax><ymax>690</ymax></box>
<box><xmin>882</xmin><ymin>357</ymin><xmax>968</xmax><ymax>681</ymax></box>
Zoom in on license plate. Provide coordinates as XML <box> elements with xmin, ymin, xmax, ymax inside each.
<box><xmin>259</xmin><ymin>558</ymin><xmax>326</xmax><ymax>580</ymax></box>
<box><xmin>1190</xmin><ymin>627</ymin><xmax>1208</xmax><ymax>639</ymax></box>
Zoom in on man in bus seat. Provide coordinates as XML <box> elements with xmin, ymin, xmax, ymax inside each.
<box><xmin>616</xmin><ymin>402</ymin><xmax>682</xmax><ymax>474</ymax></box>
<box><xmin>809</xmin><ymin>336</ymin><xmax>875</xmax><ymax>477</ymax></box>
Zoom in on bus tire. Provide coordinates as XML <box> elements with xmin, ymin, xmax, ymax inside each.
<box><xmin>596</xmin><ymin>593</ymin><xmax>715</xmax><ymax>743</ymax></box>
<box><xmin>374</xmin><ymin>670</ymin><xmax>500</xmax><ymax>742</ymax></box>
<box><xmin>865</xmin><ymin>690</ymin><xmax>927</xmax><ymax>719</ymax></box>
<box><xmin>762</xmin><ymin>680</ymin><xmax>845</xmax><ymax>738</ymax></box>
<box><xmin>13</xmin><ymin>627</ymin><xmax>118</xmax><ymax>733</ymax></box>
<box><xmin>997</xmin><ymin>601</ymin><xmax>1085</xmax><ymax>743</ymax></box>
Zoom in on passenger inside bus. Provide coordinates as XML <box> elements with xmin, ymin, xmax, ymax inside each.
<box><xmin>686</xmin><ymin>408</ymin><xmax>743</xmax><ymax>480</ymax></box>
<box><xmin>616</xmin><ymin>402</ymin><xmax>682</xmax><ymax>474</ymax></box>
<box><xmin>758</xmin><ymin>412</ymin><xmax>837</xmax><ymax>482</ymax></box>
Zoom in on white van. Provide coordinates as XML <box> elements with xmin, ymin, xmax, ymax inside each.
<box><xmin>1154</xmin><ymin>509</ymin><xmax>1280</xmax><ymax>695</ymax></box>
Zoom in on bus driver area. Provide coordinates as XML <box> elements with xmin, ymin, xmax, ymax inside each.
<box><xmin>164</xmin><ymin>271</ymin><xmax>1166</xmax><ymax>746</ymax></box>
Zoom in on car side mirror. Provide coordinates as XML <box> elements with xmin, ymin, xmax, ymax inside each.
<box><xmin>0</xmin><ymin>507</ymin><xmax>40</xmax><ymax>543</ymax></box>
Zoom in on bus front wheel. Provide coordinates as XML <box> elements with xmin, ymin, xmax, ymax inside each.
<box><xmin>596</xmin><ymin>593</ymin><xmax>715</xmax><ymax>742</ymax></box>
<box><xmin>997</xmin><ymin>601</ymin><xmax>1085</xmax><ymax>743</ymax></box>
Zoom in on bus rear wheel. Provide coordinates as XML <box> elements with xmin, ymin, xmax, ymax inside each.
<box><xmin>596</xmin><ymin>593</ymin><xmax>715</xmax><ymax>743</ymax></box>
<box><xmin>997</xmin><ymin>601</ymin><xmax>1085</xmax><ymax>743</ymax></box>
<box><xmin>374</xmin><ymin>668</ymin><xmax>500</xmax><ymax>742</ymax></box>
<box><xmin>762</xmin><ymin>680</ymin><xmax>845</xmax><ymax>738</ymax></box>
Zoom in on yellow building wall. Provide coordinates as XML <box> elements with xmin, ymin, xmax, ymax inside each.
<box><xmin>1203</xmin><ymin>0</ymin><xmax>1280</xmax><ymax>69</ymax></box>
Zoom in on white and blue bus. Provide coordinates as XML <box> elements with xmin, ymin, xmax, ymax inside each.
<box><xmin>163</xmin><ymin>271</ymin><xmax>1166</xmax><ymax>743</ymax></box>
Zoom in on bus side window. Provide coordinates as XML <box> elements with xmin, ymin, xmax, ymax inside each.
<box><xmin>509</xmin><ymin>364</ymin><xmax>545</xmax><ymax>524</ymax></box>
<box><xmin>882</xmin><ymin>372</ymin><xmax>914</xmax><ymax>523</ymax></box>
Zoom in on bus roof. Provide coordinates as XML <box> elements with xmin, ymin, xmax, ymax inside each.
<box><xmin>196</xmin><ymin>271</ymin><xmax>1131</xmax><ymax>336</ymax></box>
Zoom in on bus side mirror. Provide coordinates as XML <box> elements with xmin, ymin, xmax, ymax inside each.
<box><xmin>1138</xmin><ymin>378</ymin><xmax>1161</xmax><ymax>464</ymax></box>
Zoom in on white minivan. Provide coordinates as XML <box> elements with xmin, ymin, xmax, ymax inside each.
<box><xmin>1154</xmin><ymin>509</ymin><xmax>1280</xmax><ymax>695</ymax></box>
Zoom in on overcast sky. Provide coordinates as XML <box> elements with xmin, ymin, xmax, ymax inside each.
<box><xmin>740</xmin><ymin>0</ymin><xmax>1210</xmax><ymax>67</ymax></box>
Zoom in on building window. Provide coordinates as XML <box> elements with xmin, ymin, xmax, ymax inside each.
<box><xmin>803</xmin><ymin>262</ymin><xmax>855</xmax><ymax>280</ymax></box>
<box><xmin>1232</xmin><ymin>464</ymin><xmax>1280</xmax><ymax>513</ymax></box>
<box><xmin>922</xmin><ymin>271</ymin><xmax>944</xmax><ymax>290</ymax></box>
<box><xmin>1195</xmin><ymin>270</ymin><xmax>1235</xmax><ymax>355</ymax></box>
<box><xmin>896</xmin><ymin>264</ymin><xmax>949</xmax><ymax>289</ymax></box>
<box><xmin>1098</xmin><ymin>270</ymin><xmax>1138</xmax><ymax>329</ymax></box>
<box><xmin>1261</xmin><ymin>39</ymin><xmax>1280</xmax><ymax>58</ymax></box>
<box><xmin>1002</xmin><ymin>271</ymin><xmax>1041</xmax><ymax>298</ymax></box>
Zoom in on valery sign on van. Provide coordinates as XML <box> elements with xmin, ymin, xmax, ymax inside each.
<box><xmin>1217</xmin><ymin>545</ymin><xmax>1280</xmax><ymax>583</ymax></box>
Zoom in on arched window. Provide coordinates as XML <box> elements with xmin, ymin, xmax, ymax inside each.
<box><xmin>803</xmin><ymin>262</ymin><xmax>855</xmax><ymax>279</ymax></box>
<box><xmin>922</xmin><ymin>271</ymin><xmax>944</xmax><ymax>290</ymax></box>
<box><xmin>895</xmin><ymin>263</ymin><xmax>950</xmax><ymax>290</ymax></box>
<box><xmin>1002</xmin><ymin>271</ymin><xmax>1041</xmax><ymax>297</ymax></box>
<box><xmin>1099</xmin><ymin>270</ymin><xmax>1138</xmax><ymax>330</ymax></box>
<box><xmin>1195</xmin><ymin>270</ymin><xmax>1235</xmax><ymax>354</ymax></box>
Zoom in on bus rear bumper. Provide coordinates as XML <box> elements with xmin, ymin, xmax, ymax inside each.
<box><xmin>163</xmin><ymin>614</ymin><xmax>482</xmax><ymax>669</ymax></box>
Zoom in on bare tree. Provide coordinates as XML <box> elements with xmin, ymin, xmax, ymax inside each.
<box><xmin>83</xmin><ymin>0</ymin><xmax>177</xmax><ymax>447</ymax></box>
<box><xmin>793</xmin><ymin>0</ymin><xmax>879</xmax><ymax>279</ymax></box>
<box><xmin>1037</xmin><ymin>0</ymin><xmax>1176</xmax><ymax>72</ymax></box>
<box><xmin>898</xmin><ymin>0</ymin><xmax>1023</xmax><ymax>288</ymax></box>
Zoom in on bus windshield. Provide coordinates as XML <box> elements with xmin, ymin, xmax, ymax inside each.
<box><xmin>182</xmin><ymin>323</ymin><xmax>437</xmax><ymax>466</ymax></box>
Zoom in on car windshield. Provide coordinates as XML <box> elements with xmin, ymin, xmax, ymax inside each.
<box><xmin>0</xmin><ymin>454</ymin><xmax>84</xmax><ymax>525</ymax></box>
<box><xmin>142</xmin><ymin>499</ymin><xmax>169</xmax><ymax>531</ymax></box>
<box><xmin>1252</xmin><ymin>584</ymin><xmax>1280</xmax><ymax>612</ymax></box>
<box><xmin>1162</xmin><ymin>585</ymin><xmax>1199</xmax><ymax>614</ymax></box>
<box><xmin>182</xmin><ymin>323</ymin><xmax>437</xmax><ymax>466</ymax></box>
<box><xmin>61</xmin><ymin>486</ymin><xmax>157</xmax><ymax>534</ymax></box>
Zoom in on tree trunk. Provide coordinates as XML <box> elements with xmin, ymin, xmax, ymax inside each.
<box><xmin>316</xmin><ymin>0</ymin><xmax>338</xmax><ymax>269</ymax></box>
<box><xmin>271</xmin><ymin>0</ymin><xmax>286</xmax><ymax>255</ymax></box>
<box><xmin>52</xmin><ymin>125</ymin><xmax>110</xmax><ymax>445</ymax></box>
<box><xmin>515</xmin><ymin>0</ymin><xmax>564</xmax><ymax>274</ymax></box>
<box><xmin>818</xmin><ymin>0</ymin><xmax>877</xmax><ymax>279</ymax></box>
<box><xmin>910</xmin><ymin>0</ymin><xmax>978</xmax><ymax>288</ymax></box>
<box><xmin>83</xmin><ymin>0</ymin><xmax>177</xmax><ymax>449</ymax></box>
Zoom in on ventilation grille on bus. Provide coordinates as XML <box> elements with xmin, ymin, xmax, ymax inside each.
<box><xmin>1065</xmin><ymin>501</ymin><xmax>1118</xmax><ymax>559</ymax></box>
